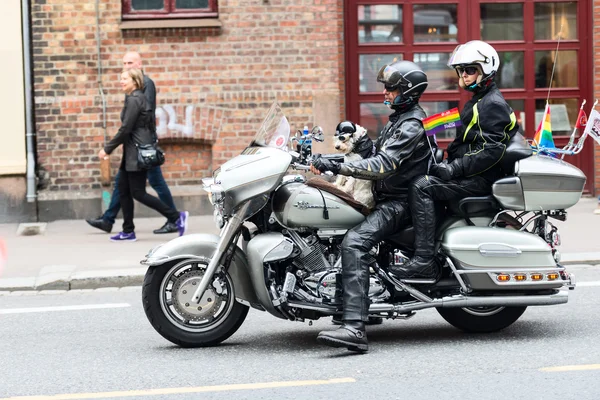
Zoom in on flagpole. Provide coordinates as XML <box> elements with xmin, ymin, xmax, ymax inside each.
<box><xmin>534</xmin><ymin>24</ymin><xmax>563</xmax><ymax>150</ymax></box>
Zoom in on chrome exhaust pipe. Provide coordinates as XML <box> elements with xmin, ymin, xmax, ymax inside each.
<box><xmin>369</xmin><ymin>290</ymin><xmax>568</xmax><ymax>313</ymax></box>
<box><xmin>290</xmin><ymin>291</ymin><xmax>569</xmax><ymax>315</ymax></box>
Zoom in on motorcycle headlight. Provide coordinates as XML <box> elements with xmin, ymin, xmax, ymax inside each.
<box><xmin>202</xmin><ymin>178</ymin><xmax>224</xmax><ymax>206</ymax></box>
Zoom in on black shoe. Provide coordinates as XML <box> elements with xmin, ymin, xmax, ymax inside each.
<box><xmin>317</xmin><ymin>322</ymin><xmax>368</xmax><ymax>352</ymax></box>
<box><xmin>85</xmin><ymin>217</ymin><xmax>112</xmax><ymax>233</ymax></box>
<box><xmin>332</xmin><ymin>316</ymin><xmax>382</xmax><ymax>325</ymax></box>
<box><xmin>153</xmin><ymin>221</ymin><xmax>178</xmax><ymax>234</ymax></box>
<box><xmin>389</xmin><ymin>255</ymin><xmax>438</xmax><ymax>283</ymax></box>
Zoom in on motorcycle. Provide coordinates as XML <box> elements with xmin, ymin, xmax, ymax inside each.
<box><xmin>141</xmin><ymin>102</ymin><xmax>581</xmax><ymax>347</ymax></box>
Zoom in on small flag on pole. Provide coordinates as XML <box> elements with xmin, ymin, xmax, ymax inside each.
<box><xmin>575</xmin><ymin>108</ymin><xmax>588</xmax><ymax>130</ymax></box>
<box><xmin>533</xmin><ymin>103</ymin><xmax>555</xmax><ymax>149</ymax></box>
<box><xmin>422</xmin><ymin>108</ymin><xmax>462</xmax><ymax>138</ymax></box>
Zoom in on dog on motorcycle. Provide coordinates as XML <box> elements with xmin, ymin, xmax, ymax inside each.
<box><xmin>332</xmin><ymin>121</ymin><xmax>376</xmax><ymax>210</ymax></box>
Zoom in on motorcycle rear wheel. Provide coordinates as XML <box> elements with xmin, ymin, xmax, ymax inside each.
<box><xmin>142</xmin><ymin>258</ymin><xmax>249</xmax><ymax>347</ymax></box>
<box><xmin>437</xmin><ymin>306</ymin><xmax>527</xmax><ymax>333</ymax></box>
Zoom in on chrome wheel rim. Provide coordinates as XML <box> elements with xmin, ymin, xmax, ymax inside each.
<box><xmin>159</xmin><ymin>259</ymin><xmax>235</xmax><ymax>333</ymax></box>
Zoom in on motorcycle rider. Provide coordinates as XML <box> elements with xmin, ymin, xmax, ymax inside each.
<box><xmin>392</xmin><ymin>40</ymin><xmax>520</xmax><ymax>281</ymax></box>
<box><xmin>310</xmin><ymin>60</ymin><xmax>434</xmax><ymax>352</ymax></box>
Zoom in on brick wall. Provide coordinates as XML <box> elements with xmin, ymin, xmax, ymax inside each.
<box><xmin>30</xmin><ymin>0</ymin><xmax>345</xmax><ymax>200</ymax></box>
<box><xmin>595</xmin><ymin>0</ymin><xmax>600</xmax><ymax>197</ymax></box>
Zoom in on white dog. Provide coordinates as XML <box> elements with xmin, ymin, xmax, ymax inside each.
<box><xmin>333</xmin><ymin>122</ymin><xmax>376</xmax><ymax>210</ymax></box>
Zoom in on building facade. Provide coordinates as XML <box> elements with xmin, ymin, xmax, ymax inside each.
<box><xmin>1</xmin><ymin>0</ymin><xmax>598</xmax><ymax>222</ymax></box>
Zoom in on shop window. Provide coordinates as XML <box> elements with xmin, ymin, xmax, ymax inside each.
<box><xmin>360</xmin><ymin>103</ymin><xmax>391</xmax><ymax>137</ymax></box>
<box><xmin>496</xmin><ymin>52</ymin><xmax>525</xmax><ymax>89</ymax></box>
<box><xmin>535</xmin><ymin>2</ymin><xmax>577</xmax><ymax>40</ymax></box>
<box><xmin>122</xmin><ymin>0</ymin><xmax>217</xmax><ymax>20</ymax></box>
<box><xmin>480</xmin><ymin>3</ymin><xmax>524</xmax><ymax>41</ymax></box>
<box><xmin>413</xmin><ymin>4</ymin><xmax>458</xmax><ymax>43</ymax></box>
<box><xmin>359</xmin><ymin>54</ymin><xmax>404</xmax><ymax>93</ymax></box>
<box><xmin>414</xmin><ymin>53</ymin><xmax>458</xmax><ymax>91</ymax></box>
<box><xmin>358</xmin><ymin>5</ymin><xmax>403</xmax><ymax>44</ymax></box>
<box><xmin>534</xmin><ymin>50</ymin><xmax>578</xmax><ymax>88</ymax></box>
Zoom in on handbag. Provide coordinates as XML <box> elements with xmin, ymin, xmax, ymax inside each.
<box><xmin>136</xmin><ymin>141</ymin><xmax>165</xmax><ymax>170</ymax></box>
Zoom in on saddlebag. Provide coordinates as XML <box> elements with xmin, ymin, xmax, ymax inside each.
<box><xmin>441</xmin><ymin>226</ymin><xmax>568</xmax><ymax>291</ymax></box>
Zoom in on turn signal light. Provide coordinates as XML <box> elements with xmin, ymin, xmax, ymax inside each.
<box><xmin>497</xmin><ymin>274</ymin><xmax>511</xmax><ymax>282</ymax></box>
<box><xmin>513</xmin><ymin>274</ymin><xmax>527</xmax><ymax>281</ymax></box>
<box><xmin>530</xmin><ymin>273</ymin><xmax>544</xmax><ymax>281</ymax></box>
<box><xmin>547</xmin><ymin>272</ymin><xmax>559</xmax><ymax>281</ymax></box>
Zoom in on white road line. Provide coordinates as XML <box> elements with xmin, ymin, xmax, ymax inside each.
<box><xmin>0</xmin><ymin>377</ymin><xmax>356</xmax><ymax>399</ymax></box>
<box><xmin>575</xmin><ymin>281</ymin><xmax>600</xmax><ymax>287</ymax></box>
<box><xmin>0</xmin><ymin>303</ymin><xmax>131</xmax><ymax>315</ymax></box>
<box><xmin>540</xmin><ymin>364</ymin><xmax>600</xmax><ymax>372</ymax></box>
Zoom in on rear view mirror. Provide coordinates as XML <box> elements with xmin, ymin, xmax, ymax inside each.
<box><xmin>311</xmin><ymin>126</ymin><xmax>324</xmax><ymax>142</ymax></box>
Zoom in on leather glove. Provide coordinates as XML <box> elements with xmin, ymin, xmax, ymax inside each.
<box><xmin>430</xmin><ymin>160</ymin><xmax>460</xmax><ymax>181</ymax></box>
<box><xmin>312</xmin><ymin>156</ymin><xmax>341</xmax><ymax>175</ymax></box>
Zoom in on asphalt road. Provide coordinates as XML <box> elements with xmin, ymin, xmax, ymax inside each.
<box><xmin>1</xmin><ymin>265</ymin><xmax>599</xmax><ymax>400</ymax></box>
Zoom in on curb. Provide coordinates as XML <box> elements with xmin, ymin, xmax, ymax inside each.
<box><xmin>0</xmin><ymin>257</ymin><xmax>598</xmax><ymax>293</ymax></box>
<box><xmin>0</xmin><ymin>266</ymin><xmax>147</xmax><ymax>292</ymax></box>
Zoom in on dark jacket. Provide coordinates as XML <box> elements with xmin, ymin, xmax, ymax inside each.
<box><xmin>104</xmin><ymin>90</ymin><xmax>154</xmax><ymax>171</ymax></box>
<box><xmin>339</xmin><ymin>104</ymin><xmax>435</xmax><ymax>199</ymax></box>
<box><xmin>142</xmin><ymin>75</ymin><xmax>157</xmax><ymax>134</ymax></box>
<box><xmin>446</xmin><ymin>82</ymin><xmax>519</xmax><ymax>182</ymax></box>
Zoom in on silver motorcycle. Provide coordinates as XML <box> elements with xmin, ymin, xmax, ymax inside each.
<box><xmin>141</xmin><ymin>103</ymin><xmax>581</xmax><ymax>347</ymax></box>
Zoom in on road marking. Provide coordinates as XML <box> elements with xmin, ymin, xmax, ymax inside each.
<box><xmin>576</xmin><ymin>281</ymin><xmax>600</xmax><ymax>287</ymax></box>
<box><xmin>0</xmin><ymin>377</ymin><xmax>356</xmax><ymax>399</ymax></box>
<box><xmin>0</xmin><ymin>303</ymin><xmax>131</xmax><ymax>315</ymax></box>
<box><xmin>540</xmin><ymin>364</ymin><xmax>600</xmax><ymax>372</ymax></box>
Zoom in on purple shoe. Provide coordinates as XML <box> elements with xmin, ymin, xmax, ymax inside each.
<box><xmin>110</xmin><ymin>232</ymin><xmax>137</xmax><ymax>242</ymax></box>
<box><xmin>176</xmin><ymin>211</ymin><xmax>189</xmax><ymax>236</ymax></box>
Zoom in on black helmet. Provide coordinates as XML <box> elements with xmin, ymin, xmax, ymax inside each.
<box><xmin>377</xmin><ymin>60</ymin><xmax>428</xmax><ymax>109</ymax></box>
<box><xmin>335</xmin><ymin>121</ymin><xmax>356</xmax><ymax>138</ymax></box>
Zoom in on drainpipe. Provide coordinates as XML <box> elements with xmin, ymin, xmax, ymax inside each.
<box><xmin>96</xmin><ymin>0</ymin><xmax>107</xmax><ymax>142</ymax></box>
<box><xmin>22</xmin><ymin>0</ymin><xmax>36</xmax><ymax>203</ymax></box>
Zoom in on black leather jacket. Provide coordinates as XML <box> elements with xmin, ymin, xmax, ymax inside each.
<box><xmin>446</xmin><ymin>82</ymin><xmax>520</xmax><ymax>182</ymax></box>
<box><xmin>104</xmin><ymin>90</ymin><xmax>154</xmax><ymax>171</ymax></box>
<box><xmin>339</xmin><ymin>104</ymin><xmax>435</xmax><ymax>199</ymax></box>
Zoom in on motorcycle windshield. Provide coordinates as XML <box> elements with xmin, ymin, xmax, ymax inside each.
<box><xmin>250</xmin><ymin>102</ymin><xmax>291</xmax><ymax>150</ymax></box>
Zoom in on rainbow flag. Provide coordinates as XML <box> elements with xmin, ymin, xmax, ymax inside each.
<box><xmin>422</xmin><ymin>108</ymin><xmax>462</xmax><ymax>137</ymax></box>
<box><xmin>533</xmin><ymin>103</ymin><xmax>555</xmax><ymax>149</ymax></box>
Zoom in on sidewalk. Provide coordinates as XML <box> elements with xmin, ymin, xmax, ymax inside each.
<box><xmin>0</xmin><ymin>198</ymin><xmax>599</xmax><ymax>292</ymax></box>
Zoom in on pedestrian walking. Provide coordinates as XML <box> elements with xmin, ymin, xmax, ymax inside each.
<box><xmin>98</xmin><ymin>68</ymin><xmax>188</xmax><ymax>242</ymax></box>
<box><xmin>86</xmin><ymin>51</ymin><xmax>181</xmax><ymax>234</ymax></box>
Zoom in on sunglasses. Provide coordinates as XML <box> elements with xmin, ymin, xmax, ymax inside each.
<box><xmin>384</xmin><ymin>84</ymin><xmax>399</xmax><ymax>92</ymax></box>
<box><xmin>456</xmin><ymin>66</ymin><xmax>479</xmax><ymax>76</ymax></box>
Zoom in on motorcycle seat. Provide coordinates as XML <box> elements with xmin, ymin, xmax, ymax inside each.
<box><xmin>306</xmin><ymin>177</ymin><xmax>371</xmax><ymax>216</ymax></box>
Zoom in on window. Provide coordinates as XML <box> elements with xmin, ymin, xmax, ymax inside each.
<box><xmin>122</xmin><ymin>0</ymin><xmax>217</xmax><ymax>20</ymax></box>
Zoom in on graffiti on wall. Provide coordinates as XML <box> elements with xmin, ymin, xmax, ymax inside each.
<box><xmin>156</xmin><ymin>105</ymin><xmax>194</xmax><ymax>137</ymax></box>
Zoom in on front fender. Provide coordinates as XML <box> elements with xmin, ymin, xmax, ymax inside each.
<box><xmin>141</xmin><ymin>234</ymin><xmax>260</xmax><ymax>307</ymax></box>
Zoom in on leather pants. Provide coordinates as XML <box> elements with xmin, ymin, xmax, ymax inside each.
<box><xmin>341</xmin><ymin>200</ymin><xmax>410</xmax><ymax>321</ymax></box>
<box><xmin>409</xmin><ymin>175</ymin><xmax>492</xmax><ymax>257</ymax></box>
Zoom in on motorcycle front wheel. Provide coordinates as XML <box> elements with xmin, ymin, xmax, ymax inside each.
<box><xmin>437</xmin><ymin>306</ymin><xmax>527</xmax><ymax>333</ymax></box>
<box><xmin>142</xmin><ymin>258</ymin><xmax>249</xmax><ymax>347</ymax></box>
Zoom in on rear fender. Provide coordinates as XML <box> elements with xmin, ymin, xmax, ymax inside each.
<box><xmin>141</xmin><ymin>234</ymin><xmax>260</xmax><ymax>306</ymax></box>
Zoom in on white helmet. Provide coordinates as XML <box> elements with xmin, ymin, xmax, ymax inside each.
<box><xmin>448</xmin><ymin>40</ymin><xmax>499</xmax><ymax>81</ymax></box>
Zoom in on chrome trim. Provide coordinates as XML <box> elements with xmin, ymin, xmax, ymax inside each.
<box><xmin>446</xmin><ymin>257</ymin><xmax>470</xmax><ymax>293</ymax></box>
<box><xmin>191</xmin><ymin>202</ymin><xmax>251</xmax><ymax>304</ymax></box>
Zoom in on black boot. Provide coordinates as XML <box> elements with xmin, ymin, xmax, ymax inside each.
<box><xmin>317</xmin><ymin>321</ymin><xmax>368</xmax><ymax>352</ymax></box>
<box><xmin>389</xmin><ymin>176</ymin><xmax>439</xmax><ymax>283</ymax></box>
<box><xmin>389</xmin><ymin>255</ymin><xmax>438</xmax><ymax>282</ymax></box>
<box><xmin>85</xmin><ymin>217</ymin><xmax>112</xmax><ymax>233</ymax></box>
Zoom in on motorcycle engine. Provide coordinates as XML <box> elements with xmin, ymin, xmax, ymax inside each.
<box><xmin>286</xmin><ymin>232</ymin><xmax>388</xmax><ymax>302</ymax></box>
